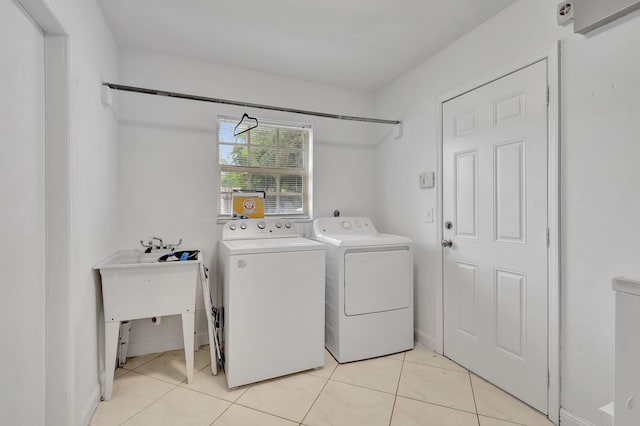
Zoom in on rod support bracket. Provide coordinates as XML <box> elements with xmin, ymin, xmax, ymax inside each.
<box><xmin>101</xmin><ymin>85</ymin><xmax>113</xmax><ymax>107</ymax></box>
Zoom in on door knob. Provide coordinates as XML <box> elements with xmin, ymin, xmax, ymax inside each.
<box><xmin>441</xmin><ymin>239</ymin><xmax>453</xmax><ymax>248</ymax></box>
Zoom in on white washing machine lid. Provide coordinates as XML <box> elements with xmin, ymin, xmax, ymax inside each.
<box><xmin>313</xmin><ymin>233</ymin><xmax>412</xmax><ymax>248</ymax></box>
<box><xmin>221</xmin><ymin>237</ymin><xmax>325</xmax><ymax>255</ymax></box>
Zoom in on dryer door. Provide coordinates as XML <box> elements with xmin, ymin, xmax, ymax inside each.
<box><xmin>344</xmin><ymin>249</ymin><xmax>411</xmax><ymax>316</ymax></box>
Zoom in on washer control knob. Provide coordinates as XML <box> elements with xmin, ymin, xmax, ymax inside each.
<box><xmin>342</xmin><ymin>220</ymin><xmax>352</xmax><ymax>230</ymax></box>
<box><xmin>355</xmin><ymin>220</ymin><xmax>362</xmax><ymax>228</ymax></box>
<box><xmin>275</xmin><ymin>222</ymin><xmax>282</xmax><ymax>229</ymax></box>
<box><xmin>229</xmin><ymin>224</ymin><xmax>237</xmax><ymax>231</ymax></box>
<box><xmin>285</xmin><ymin>221</ymin><xmax>293</xmax><ymax>229</ymax></box>
<box><xmin>240</xmin><ymin>223</ymin><xmax>247</xmax><ymax>230</ymax></box>
<box><xmin>257</xmin><ymin>221</ymin><xmax>266</xmax><ymax>230</ymax></box>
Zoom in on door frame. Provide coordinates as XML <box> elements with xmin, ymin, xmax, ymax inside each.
<box><xmin>16</xmin><ymin>0</ymin><xmax>71</xmax><ymax>424</ymax></box>
<box><xmin>435</xmin><ymin>42</ymin><xmax>560</xmax><ymax>425</ymax></box>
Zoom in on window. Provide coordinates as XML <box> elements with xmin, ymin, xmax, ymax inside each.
<box><xmin>217</xmin><ymin>116</ymin><xmax>312</xmax><ymax>218</ymax></box>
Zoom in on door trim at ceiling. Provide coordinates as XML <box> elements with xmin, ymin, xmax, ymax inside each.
<box><xmin>434</xmin><ymin>41</ymin><xmax>561</xmax><ymax>425</ymax></box>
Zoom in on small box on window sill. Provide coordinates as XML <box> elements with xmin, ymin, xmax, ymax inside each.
<box><xmin>232</xmin><ymin>191</ymin><xmax>265</xmax><ymax>219</ymax></box>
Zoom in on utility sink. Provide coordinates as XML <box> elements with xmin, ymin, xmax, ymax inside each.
<box><xmin>94</xmin><ymin>249</ymin><xmax>202</xmax><ymax>400</ymax></box>
<box><xmin>96</xmin><ymin>249</ymin><xmax>172</xmax><ymax>268</ymax></box>
<box><xmin>94</xmin><ymin>250</ymin><xmax>200</xmax><ymax>321</ymax></box>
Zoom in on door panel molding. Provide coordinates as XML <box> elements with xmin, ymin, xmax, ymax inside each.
<box><xmin>454</xmin><ymin>149</ymin><xmax>479</xmax><ymax>239</ymax></box>
<box><xmin>495</xmin><ymin>268</ymin><xmax>527</xmax><ymax>361</ymax></box>
<box><xmin>494</xmin><ymin>138</ymin><xmax>527</xmax><ymax>244</ymax></box>
<box><xmin>454</xmin><ymin>260</ymin><xmax>479</xmax><ymax>338</ymax></box>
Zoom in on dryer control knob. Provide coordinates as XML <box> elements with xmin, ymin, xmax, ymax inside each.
<box><xmin>257</xmin><ymin>221</ymin><xmax>266</xmax><ymax>230</ymax></box>
<box><xmin>229</xmin><ymin>224</ymin><xmax>237</xmax><ymax>231</ymax></box>
<box><xmin>285</xmin><ymin>221</ymin><xmax>293</xmax><ymax>229</ymax></box>
<box><xmin>275</xmin><ymin>222</ymin><xmax>282</xmax><ymax>229</ymax></box>
<box><xmin>342</xmin><ymin>220</ymin><xmax>352</xmax><ymax>230</ymax></box>
<box><xmin>240</xmin><ymin>223</ymin><xmax>247</xmax><ymax>230</ymax></box>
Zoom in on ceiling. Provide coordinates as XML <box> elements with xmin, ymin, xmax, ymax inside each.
<box><xmin>97</xmin><ymin>0</ymin><xmax>516</xmax><ymax>92</ymax></box>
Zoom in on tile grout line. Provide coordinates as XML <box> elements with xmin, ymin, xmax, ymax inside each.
<box><xmin>325</xmin><ymin>353</ymin><xmax>404</xmax><ymax>396</ymax></box>
<box><xmin>388</xmin><ymin>357</ymin><xmax>407</xmax><ymax>426</ymax></box>
<box><xmin>121</xmin><ymin>351</ymin><xmax>163</xmax><ymax>372</ymax></box>
<box><xmin>207</xmin><ymin>397</ymin><xmax>234</xmax><ymax>426</ymax></box>
<box><xmin>327</xmin><ymin>376</ymin><xmax>400</xmax><ymax>396</ymax></box>
<box><xmin>468</xmin><ymin>371</ymin><xmax>481</xmax><ymax>426</ymax></box>
<box><xmin>402</xmin><ymin>358</ymin><xmax>469</xmax><ymax>373</ymax></box>
<box><xmin>299</xmin><ymin>377</ymin><xmax>331</xmax><ymax>425</ymax></box>
<box><xmin>225</xmin><ymin>363</ymin><xmax>327</xmax><ymax>424</ymax></box>
<box><xmin>478</xmin><ymin>413</ymin><xmax>528</xmax><ymax>426</ymax></box>
<box><xmin>178</xmin><ymin>380</ymin><xmax>249</xmax><ymax>403</ymax></box>
<box><xmin>117</xmin><ymin>380</ymin><xmax>179</xmax><ymax>425</ymax></box>
<box><xmin>469</xmin><ymin>374</ymin><xmax>534</xmax><ymax>426</ymax></box>
<box><xmin>325</xmin><ymin>376</ymin><xmax>400</xmax><ymax>396</ymax></box>
<box><xmin>233</xmin><ymin>400</ymin><xmax>316</xmax><ymax>425</ymax></box>
<box><xmin>396</xmin><ymin>393</ymin><xmax>480</xmax><ymax>416</ymax></box>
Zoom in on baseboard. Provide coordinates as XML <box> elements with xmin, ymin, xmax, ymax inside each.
<box><xmin>79</xmin><ymin>381</ymin><xmax>101</xmax><ymax>426</ymax></box>
<box><xmin>559</xmin><ymin>408</ymin><xmax>597</xmax><ymax>426</ymax></box>
<box><xmin>126</xmin><ymin>338</ymin><xmax>185</xmax><ymax>357</ymax></box>
<box><xmin>597</xmin><ymin>402</ymin><xmax>614</xmax><ymax>426</ymax></box>
<box><xmin>125</xmin><ymin>331</ymin><xmax>210</xmax><ymax>357</ymax></box>
<box><xmin>196</xmin><ymin>332</ymin><xmax>210</xmax><ymax>348</ymax></box>
<box><xmin>414</xmin><ymin>329</ymin><xmax>438</xmax><ymax>352</ymax></box>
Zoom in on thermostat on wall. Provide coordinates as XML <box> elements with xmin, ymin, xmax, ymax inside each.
<box><xmin>419</xmin><ymin>172</ymin><xmax>434</xmax><ymax>189</ymax></box>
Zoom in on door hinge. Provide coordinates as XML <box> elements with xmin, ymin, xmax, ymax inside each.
<box><xmin>546</xmin><ymin>228</ymin><xmax>550</xmax><ymax>247</ymax></box>
<box><xmin>547</xmin><ymin>369</ymin><xmax>550</xmax><ymax>387</ymax></box>
<box><xmin>546</xmin><ymin>86</ymin><xmax>550</xmax><ymax>106</ymax></box>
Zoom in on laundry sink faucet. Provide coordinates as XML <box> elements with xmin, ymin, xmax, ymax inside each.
<box><xmin>151</xmin><ymin>236</ymin><xmax>164</xmax><ymax>250</ymax></box>
<box><xmin>140</xmin><ymin>237</ymin><xmax>182</xmax><ymax>252</ymax></box>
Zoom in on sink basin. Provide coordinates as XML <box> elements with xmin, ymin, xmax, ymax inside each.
<box><xmin>94</xmin><ymin>249</ymin><xmax>176</xmax><ymax>269</ymax></box>
<box><xmin>94</xmin><ymin>250</ymin><xmax>201</xmax><ymax>321</ymax></box>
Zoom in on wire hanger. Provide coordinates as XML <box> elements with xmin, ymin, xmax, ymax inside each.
<box><xmin>233</xmin><ymin>113</ymin><xmax>259</xmax><ymax>136</ymax></box>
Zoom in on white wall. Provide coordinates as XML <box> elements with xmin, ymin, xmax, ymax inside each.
<box><xmin>115</xmin><ymin>50</ymin><xmax>379</xmax><ymax>354</ymax></box>
<box><xmin>34</xmin><ymin>0</ymin><xmax>119</xmax><ymax>424</ymax></box>
<box><xmin>374</xmin><ymin>0</ymin><xmax>640</xmax><ymax>423</ymax></box>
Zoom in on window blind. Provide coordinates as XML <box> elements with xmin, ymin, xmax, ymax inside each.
<box><xmin>217</xmin><ymin>116</ymin><xmax>312</xmax><ymax>217</ymax></box>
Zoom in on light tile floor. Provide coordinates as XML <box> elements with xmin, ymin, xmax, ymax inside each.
<box><xmin>90</xmin><ymin>344</ymin><xmax>554</xmax><ymax>426</ymax></box>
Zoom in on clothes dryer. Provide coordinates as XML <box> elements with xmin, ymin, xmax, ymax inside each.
<box><xmin>218</xmin><ymin>219</ymin><xmax>325</xmax><ymax>387</ymax></box>
<box><xmin>312</xmin><ymin>217</ymin><xmax>413</xmax><ymax>363</ymax></box>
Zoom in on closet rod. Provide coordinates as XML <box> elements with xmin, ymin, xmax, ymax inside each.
<box><xmin>103</xmin><ymin>83</ymin><xmax>401</xmax><ymax>125</ymax></box>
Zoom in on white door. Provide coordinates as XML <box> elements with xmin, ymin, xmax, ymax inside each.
<box><xmin>442</xmin><ymin>60</ymin><xmax>548</xmax><ymax>413</ymax></box>
<box><xmin>0</xmin><ymin>0</ymin><xmax>46</xmax><ymax>423</ymax></box>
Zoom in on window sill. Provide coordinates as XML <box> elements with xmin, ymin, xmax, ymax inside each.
<box><xmin>216</xmin><ymin>216</ymin><xmax>312</xmax><ymax>225</ymax></box>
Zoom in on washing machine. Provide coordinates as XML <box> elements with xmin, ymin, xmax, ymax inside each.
<box><xmin>218</xmin><ymin>219</ymin><xmax>325</xmax><ymax>387</ymax></box>
<box><xmin>312</xmin><ymin>217</ymin><xmax>413</xmax><ymax>363</ymax></box>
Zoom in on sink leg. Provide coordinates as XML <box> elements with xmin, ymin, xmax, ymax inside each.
<box><xmin>181</xmin><ymin>312</ymin><xmax>195</xmax><ymax>384</ymax></box>
<box><xmin>103</xmin><ymin>321</ymin><xmax>120</xmax><ymax>400</ymax></box>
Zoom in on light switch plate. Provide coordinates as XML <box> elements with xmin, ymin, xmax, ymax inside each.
<box><xmin>419</xmin><ymin>172</ymin><xmax>434</xmax><ymax>189</ymax></box>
